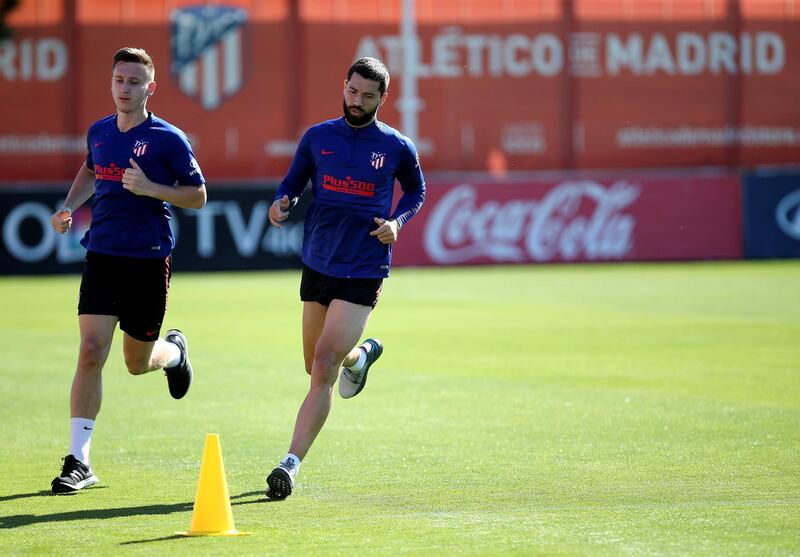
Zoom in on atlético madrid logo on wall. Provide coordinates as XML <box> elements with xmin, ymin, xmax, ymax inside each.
<box><xmin>170</xmin><ymin>5</ymin><xmax>248</xmax><ymax>110</ymax></box>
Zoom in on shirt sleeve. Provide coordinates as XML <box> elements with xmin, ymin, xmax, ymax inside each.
<box><xmin>390</xmin><ymin>137</ymin><xmax>426</xmax><ymax>227</ymax></box>
<box><xmin>276</xmin><ymin>129</ymin><xmax>314</xmax><ymax>201</ymax></box>
<box><xmin>167</xmin><ymin>133</ymin><xmax>205</xmax><ymax>186</ymax></box>
<box><xmin>85</xmin><ymin>131</ymin><xmax>94</xmax><ymax>171</ymax></box>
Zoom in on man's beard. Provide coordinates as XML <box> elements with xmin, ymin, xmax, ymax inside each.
<box><xmin>343</xmin><ymin>99</ymin><xmax>377</xmax><ymax>127</ymax></box>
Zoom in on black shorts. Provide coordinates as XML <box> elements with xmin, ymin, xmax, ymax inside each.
<box><xmin>300</xmin><ymin>265</ymin><xmax>383</xmax><ymax>308</ymax></box>
<box><xmin>78</xmin><ymin>251</ymin><xmax>172</xmax><ymax>342</ymax></box>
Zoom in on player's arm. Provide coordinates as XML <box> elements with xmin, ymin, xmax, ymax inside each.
<box><xmin>391</xmin><ymin>139</ymin><xmax>426</xmax><ymax>227</ymax></box>
<box><xmin>269</xmin><ymin>131</ymin><xmax>313</xmax><ymax>228</ymax></box>
<box><xmin>51</xmin><ymin>163</ymin><xmax>96</xmax><ymax>234</ymax></box>
<box><xmin>121</xmin><ymin>158</ymin><xmax>207</xmax><ymax>209</ymax></box>
<box><xmin>153</xmin><ymin>181</ymin><xmax>207</xmax><ymax>209</ymax></box>
<box><xmin>370</xmin><ymin>139</ymin><xmax>426</xmax><ymax>244</ymax></box>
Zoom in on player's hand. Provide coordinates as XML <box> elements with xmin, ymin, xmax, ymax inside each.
<box><xmin>50</xmin><ymin>208</ymin><xmax>72</xmax><ymax>234</ymax></box>
<box><xmin>269</xmin><ymin>195</ymin><xmax>291</xmax><ymax>228</ymax></box>
<box><xmin>370</xmin><ymin>217</ymin><xmax>399</xmax><ymax>244</ymax></box>
<box><xmin>122</xmin><ymin>158</ymin><xmax>153</xmax><ymax>196</ymax></box>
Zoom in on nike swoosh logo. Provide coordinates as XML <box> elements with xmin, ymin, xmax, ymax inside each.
<box><xmin>321</xmin><ymin>150</ymin><xmax>335</xmax><ymax>155</ymax></box>
<box><xmin>83</xmin><ymin>426</ymin><xmax>93</xmax><ymax>430</ymax></box>
<box><xmin>93</xmin><ymin>142</ymin><xmax>103</xmax><ymax>148</ymax></box>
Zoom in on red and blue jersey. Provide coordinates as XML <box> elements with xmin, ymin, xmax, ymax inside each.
<box><xmin>276</xmin><ymin>117</ymin><xmax>426</xmax><ymax>278</ymax></box>
<box><xmin>83</xmin><ymin>112</ymin><xmax>205</xmax><ymax>258</ymax></box>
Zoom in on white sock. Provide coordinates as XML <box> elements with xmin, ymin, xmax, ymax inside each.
<box><xmin>70</xmin><ymin>418</ymin><xmax>95</xmax><ymax>465</ymax></box>
<box><xmin>347</xmin><ymin>347</ymin><xmax>368</xmax><ymax>372</ymax></box>
<box><xmin>281</xmin><ymin>453</ymin><xmax>301</xmax><ymax>474</ymax></box>
<box><xmin>163</xmin><ymin>339</ymin><xmax>181</xmax><ymax>368</ymax></box>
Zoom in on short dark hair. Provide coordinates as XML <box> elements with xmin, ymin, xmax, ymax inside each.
<box><xmin>347</xmin><ymin>57</ymin><xmax>389</xmax><ymax>94</ymax></box>
<box><xmin>112</xmin><ymin>47</ymin><xmax>155</xmax><ymax>81</ymax></box>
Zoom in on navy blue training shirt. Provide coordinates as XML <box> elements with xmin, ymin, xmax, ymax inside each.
<box><xmin>276</xmin><ymin>117</ymin><xmax>426</xmax><ymax>278</ymax></box>
<box><xmin>83</xmin><ymin>112</ymin><xmax>205</xmax><ymax>259</ymax></box>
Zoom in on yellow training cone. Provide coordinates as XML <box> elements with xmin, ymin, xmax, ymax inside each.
<box><xmin>177</xmin><ymin>433</ymin><xmax>250</xmax><ymax>536</ymax></box>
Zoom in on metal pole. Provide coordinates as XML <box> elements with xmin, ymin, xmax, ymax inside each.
<box><xmin>289</xmin><ymin>0</ymin><xmax>304</xmax><ymax>138</ymax></box>
<box><xmin>64</xmin><ymin>0</ymin><xmax>79</xmax><ymax>178</ymax></box>
<box><xmin>726</xmin><ymin>0</ymin><xmax>741</xmax><ymax>168</ymax></box>
<box><xmin>561</xmin><ymin>0</ymin><xmax>575</xmax><ymax>170</ymax></box>
<box><xmin>398</xmin><ymin>0</ymin><xmax>421</xmax><ymax>142</ymax></box>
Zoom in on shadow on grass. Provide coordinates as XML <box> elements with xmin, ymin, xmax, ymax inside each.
<box><xmin>117</xmin><ymin>491</ymin><xmax>273</xmax><ymax>545</ymax></box>
<box><xmin>0</xmin><ymin>489</ymin><xmax>92</xmax><ymax>503</ymax></box>
<box><xmin>231</xmin><ymin>490</ymin><xmax>277</xmax><ymax>505</ymax></box>
<box><xmin>120</xmin><ymin>535</ymin><xmax>185</xmax><ymax>545</ymax></box>
<box><xmin>0</xmin><ymin>498</ymin><xmax>193</xmax><ymax>529</ymax></box>
<box><xmin>1</xmin><ymin>488</ymin><xmax>272</xmax><ymax>536</ymax></box>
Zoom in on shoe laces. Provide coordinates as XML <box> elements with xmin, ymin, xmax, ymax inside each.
<box><xmin>60</xmin><ymin>457</ymin><xmax>87</xmax><ymax>480</ymax></box>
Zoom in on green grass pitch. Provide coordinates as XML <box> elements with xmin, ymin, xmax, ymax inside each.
<box><xmin>0</xmin><ymin>261</ymin><xmax>798</xmax><ymax>556</ymax></box>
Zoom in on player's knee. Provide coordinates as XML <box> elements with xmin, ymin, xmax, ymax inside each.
<box><xmin>78</xmin><ymin>339</ymin><xmax>107</xmax><ymax>370</ymax></box>
<box><xmin>311</xmin><ymin>347</ymin><xmax>344</xmax><ymax>385</ymax></box>
<box><xmin>313</xmin><ymin>347</ymin><xmax>340</xmax><ymax>373</ymax></box>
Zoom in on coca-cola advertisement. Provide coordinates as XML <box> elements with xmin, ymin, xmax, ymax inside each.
<box><xmin>0</xmin><ymin>175</ymin><xmax>745</xmax><ymax>275</ymax></box>
<box><xmin>392</xmin><ymin>175</ymin><xmax>743</xmax><ymax>266</ymax></box>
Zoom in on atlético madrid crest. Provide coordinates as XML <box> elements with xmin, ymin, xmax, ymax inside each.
<box><xmin>370</xmin><ymin>152</ymin><xmax>386</xmax><ymax>169</ymax></box>
<box><xmin>133</xmin><ymin>140</ymin><xmax>149</xmax><ymax>157</ymax></box>
<box><xmin>170</xmin><ymin>5</ymin><xmax>248</xmax><ymax>110</ymax></box>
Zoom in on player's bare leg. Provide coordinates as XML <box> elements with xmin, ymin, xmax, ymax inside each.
<box><xmin>71</xmin><ymin>315</ymin><xmax>117</xmax><ymax>420</ymax></box>
<box><xmin>301</xmin><ymin>301</ymin><xmax>327</xmax><ymax>375</ymax></box>
<box><xmin>266</xmin><ymin>300</ymin><xmax>371</xmax><ymax>500</ymax></box>
<box><xmin>123</xmin><ymin>331</ymin><xmax>192</xmax><ymax>399</ymax></box>
<box><xmin>122</xmin><ymin>334</ymin><xmax>180</xmax><ymax>374</ymax></box>
<box><xmin>291</xmin><ymin>300</ymin><xmax>371</xmax><ymax>457</ymax></box>
<box><xmin>53</xmin><ymin>314</ymin><xmax>115</xmax><ymax>493</ymax></box>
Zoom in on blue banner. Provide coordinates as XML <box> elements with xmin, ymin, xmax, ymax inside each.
<box><xmin>0</xmin><ymin>184</ymin><xmax>307</xmax><ymax>275</ymax></box>
<box><xmin>743</xmin><ymin>171</ymin><xmax>800</xmax><ymax>259</ymax></box>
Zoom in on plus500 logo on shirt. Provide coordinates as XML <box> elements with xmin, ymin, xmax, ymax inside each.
<box><xmin>322</xmin><ymin>174</ymin><xmax>376</xmax><ymax>197</ymax></box>
<box><xmin>94</xmin><ymin>163</ymin><xmax>126</xmax><ymax>182</ymax></box>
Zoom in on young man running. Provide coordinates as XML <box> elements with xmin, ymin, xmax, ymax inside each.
<box><xmin>49</xmin><ymin>47</ymin><xmax>206</xmax><ymax>493</ymax></box>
